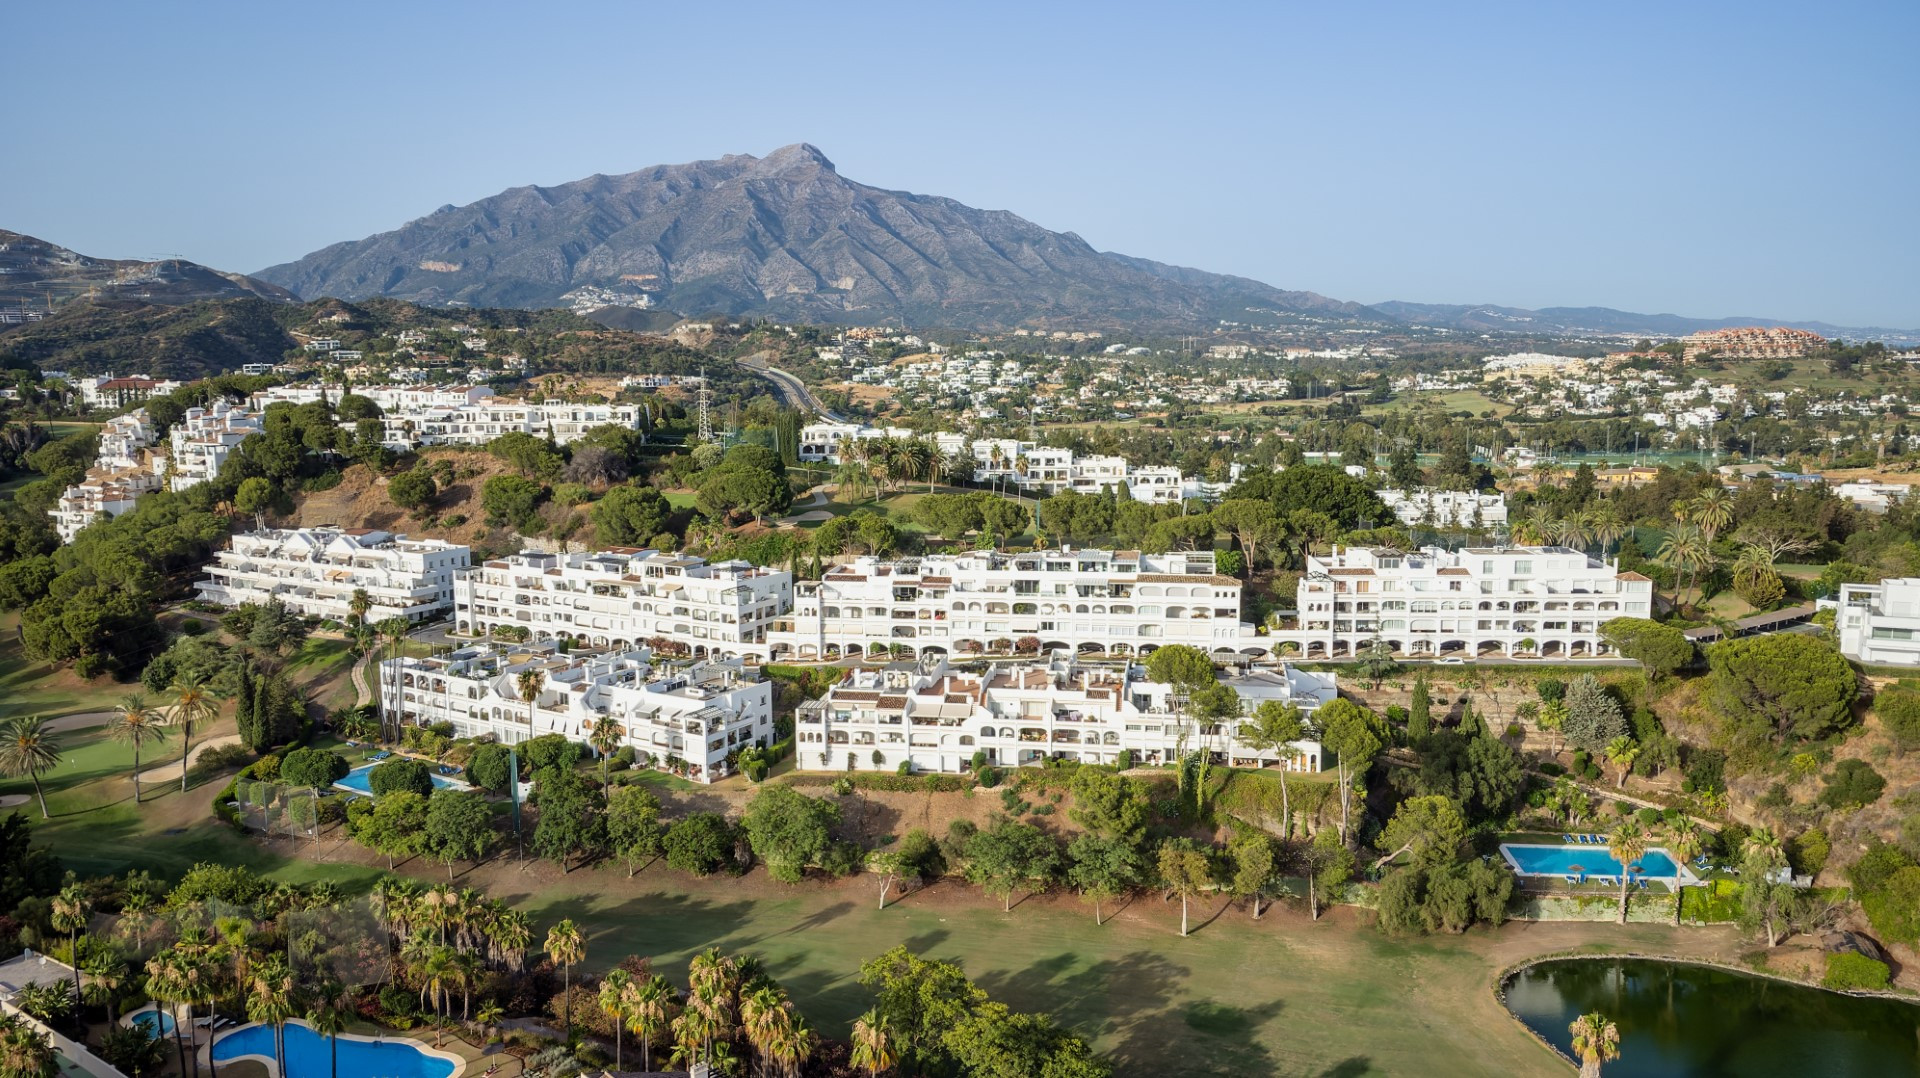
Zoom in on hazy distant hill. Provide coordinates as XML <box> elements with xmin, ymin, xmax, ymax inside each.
<box><xmin>255</xmin><ymin>144</ymin><xmax>1376</xmax><ymax>329</ymax></box>
<box><xmin>1372</xmin><ymin>300</ymin><xmax>1919</xmax><ymax>343</ymax></box>
<box><xmin>0</xmin><ymin>229</ymin><xmax>294</xmax><ymax>313</ymax></box>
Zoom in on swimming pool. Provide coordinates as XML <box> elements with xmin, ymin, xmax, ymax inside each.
<box><xmin>1500</xmin><ymin>843</ymin><xmax>1692</xmax><ymax>883</ymax></box>
<box><xmin>213</xmin><ymin>1020</ymin><xmax>461</xmax><ymax>1078</ymax></box>
<box><xmin>127</xmin><ymin>1004</ymin><xmax>176</xmax><ymax>1040</ymax></box>
<box><xmin>333</xmin><ymin>762</ymin><xmax>469</xmax><ymax>796</ymax></box>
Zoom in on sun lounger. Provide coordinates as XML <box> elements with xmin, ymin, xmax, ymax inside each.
<box><xmin>1563</xmin><ymin>834</ymin><xmax>1578</xmax><ymax>843</ymax></box>
<box><xmin>1564</xmin><ymin>874</ymin><xmax>1578</xmax><ymax>884</ymax></box>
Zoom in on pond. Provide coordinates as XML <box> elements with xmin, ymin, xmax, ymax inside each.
<box><xmin>1503</xmin><ymin>958</ymin><xmax>1920</xmax><ymax>1076</ymax></box>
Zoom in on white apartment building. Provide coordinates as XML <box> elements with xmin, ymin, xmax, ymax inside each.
<box><xmin>78</xmin><ymin>374</ymin><xmax>181</xmax><ymax>410</ymax></box>
<box><xmin>195</xmin><ymin>527</ymin><xmax>471</xmax><ymax>624</ymax></box>
<box><xmin>1376</xmin><ymin>488</ymin><xmax>1510</xmax><ymax>529</ymax></box>
<box><xmin>768</xmin><ymin>548</ymin><xmax>1259</xmax><ymax>663</ymax></box>
<box><xmin>249</xmin><ymin>384</ymin><xmax>635</xmax><ymax>449</ymax></box>
<box><xmin>51</xmin><ymin>468</ymin><xmax>163</xmax><ymax>542</ymax></box>
<box><xmin>454</xmin><ymin>548</ymin><xmax>793</xmax><ymax>661</ymax></box>
<box><xmin>1837</xmin><ymin>579</ymin><xmax>1920</xmax><ymax>665</ymax></box>
<box><xmin>381</xmin><ymin>642</ymin><xmax>774</xmax><ymax>782</ymax></box>
<box><xmin>96</xmin><ymin>410</ymin><xmax>161</xmax><ymax>470</ymax></box>
<box><xmin>797</xmin><ymin>422</ymin><xmax>1226</xmax><ymax>506</ymax></box>
<box><xmin>168</xmin><ymin>401</ymin><xmax>264</xmax><ymax>491</ymax></box>
<box><xmin>1288</xmin><ymin>545</ymin><xmax>1653</xmax><ymax>659</ymax></box>
<box><xmin>51</xmin><ymin>410</ymin><xmax>167</xmax><ymax>541</ymax></box>
<box><xmin>796</xmin><ymin>654</ymin><xmax>1333</xmax><ymax>775</ymax></box>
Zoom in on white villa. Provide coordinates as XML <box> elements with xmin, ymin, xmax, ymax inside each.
<box><xmin>796</xmin><ymin>653</ymin><xmax>1334</xmax><ymax>775</ymax></box>
<box><xmin>195</xmin><ymin>527</ymin><xmax>471</xmax><ymax>624</ymax></box>
<box><xmin>454</xmin><ymin>548</ymin><xmax>793</xmax><ymax>661</ymax></box>
<box><xmin>1291</xmin><ymin>545</ymin><xmax>1654</xmax><ymax>659</ymax></box>
<box><xmin>380</xmin><ymin>642</ymin><xmax>774</xmax><ymax>783</ymax></box>
<box><xmin>1837</xmin><ymin>578</ymin><xmax>1920</xmax><ymax>666</ymax></box>
<box><xmin>768</xmin><ymin>548</ymin><xmax>1257</xmax><ymax>663</ymax></box>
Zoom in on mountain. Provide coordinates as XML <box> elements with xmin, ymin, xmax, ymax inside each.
<box><xmin>1371</xmin><ymin>300</ymin><xmax>1920</xmax><ymax>344</ymax></box>
<box><xmin>0</xmin><ymin>230</ymin><xmax>294</xmax><ymax>313</ymax></box>
<box><xmin>255</xmin><ymin>144</ymin><xmax>1375</xmax><ymax>329</ymax></box>
<box><xmin>0</xmin><ymin>298</ymin><xmax>300</xmax><ymax>380</ymax></box>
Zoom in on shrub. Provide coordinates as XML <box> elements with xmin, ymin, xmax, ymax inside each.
<box><xmin>896</xmin><ymin>760</ymin><xmax>913</xmax><ymax>777</ymax></box>
<box><xmin>1115</xmin><ymin>749</ymin><xmax>1134</xmax><ymax>771</ymax></box>
<box><xmin>1822</xmin><ymin>952</ymin><xmax>1891</xmax><ymax>991</ymax></box>
<box><xmin>1820</xmin><ymin>760</ymin><xmax>1886</xmax><ymax>809</ymax></box>
<box><xmin>1789</xmin><ymin>828</ymin><xmax>1831</xmax><ymax>878</ymax></box>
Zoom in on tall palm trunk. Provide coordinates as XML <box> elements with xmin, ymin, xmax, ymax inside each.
<box><xmin>179</xmin><ymin>723</ymin><xmax>193</xmax><ymax>794</ymax></box>
<box><xmin>32</xmin><ymin>771</ymin><xmax>48</xmax><ymax>818</ymax></box>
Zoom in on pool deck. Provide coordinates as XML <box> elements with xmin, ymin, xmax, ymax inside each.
<box><xmin>1498</xmin><ymin>842</ymin><xmax>1701</xmax><ymax>887</ymax></box>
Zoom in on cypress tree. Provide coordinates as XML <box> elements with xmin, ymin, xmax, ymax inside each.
<box><xmin>235</xmin><ymin>665</ymin><xmax>262</xmax><ymax>751</ymax></box>
<box><xmin>1409</xmin><ymin>677</ymin><xmax>1431</xmax><ymax>741</ymax></box>
<box><xmin>1458</xmin><ymin>696</ymin><xmax>1478</xmax><ymax>739</ymax></box>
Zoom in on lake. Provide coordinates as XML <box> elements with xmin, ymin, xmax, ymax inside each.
<box><xmin>1502</xmin><ymin>958</ymin><xmax>1920</xmax><ymax>1076</ymax></box>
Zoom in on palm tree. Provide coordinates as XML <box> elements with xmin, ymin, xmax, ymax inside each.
<box><xmin>628</xmin><ymin>975</ymin><xmax>680</xmax><ymax>1073</ymax></box>
<box><xmin>377</xmin><ymin>617</ymin><xmax>411</xmax><ymax>741</ymax></box>
<box><xmin>169</xmin><ymin>674</ymin><xmax>217</xmax><ymax>793</ymax></box>
<box><xmin>1692</xmin><ymin>487</ymin><xmax>1734</xmax><ymax>542</ymax></box>
<box><xmin>1655</xmin><ymin>524</ymin><xmax>1709</xmax><ymax>608</ymax></box>
<box><xmin>1607</xmin><ymin>821</ymin><xmax>1649</xmax><ymax>924</ymax></box>
<box><xmin>0</xmin><ymin>1013</ymin><xmax>61</xmax><ymax>1078</ymax></box>
<box><xmin>850</xmin><ymin>1008</ymin><xmax>896</xmax><ymax>1078</ymax></box>
<box><xmin>739</xmin><ymin>983</ymin><xmax>786</xmax><ymax>1077</ymax></box>
<box><xmin>306</xmin><ymin>981</ymin><xmax>353</xmax><ymax>1078</ymax></box>
<box><xmin>474</xmin><ymin>1000</ymin><xmax>505</xmax><ymax>1042</ymax></box>
<box><xmin>517</xmin><ymin>668</ymin><xmax>545</xmax><ymax>733</ymax></box>
<box><xmin>245</xmin><ymin>953</ymin><xmax>298</xmax><ymax>1077</ymax></box>
<box><xmin>110</xmin><ymin>693</ymin><xmax>166</xmax><ymax>804</ymax></box>
<box><xmin>833</xmin><ymin>459</ymin><xmax>874</xmax><ymax>505</ymax></box>
<box><xmin>589</xmin><ymin>716</ymin><xmax>625</xmax><ymax>798</ymax></box>
<box><xmin>144</xmin><ymin>954</ymin><xmax>193</xmax><ymax>1078</ymax></box>
<box><xmin>1584</xmin><ymin>501</ymin><xmax>1625</xmax><ymax>557</ymax></box>
<box><xmin>1569</xmin><ymin>1012</ymin><xmax>1621</xmax><ymax>1077</ymax></box>
<box><xmin>544</xmin><ymin>919</ymin><xmax>586</xmax><ymax>1037</ymax></box>
<box><xmin>348</xmin><ymin>588</ymin><xmax>372</xmax><ymax>626</ymax></box>
<box><xmin>414</xmin><ymin>946</ymin><xmax>458</xmax><ymax>1045</ymax></box>
<box><xmin>0</xmin><ymin>717</ymin><xmax>64</xmax><ymax>818</ymax></box>
<box><xmin>1603</xmin><ymin>736</ymin><xmax>1639</xmax><ymax>787</ymax></box>
<box><xmin>1668</xmin><ymin>818</ymin><xmax>1703</xmax><ymax>925</ymax></box>
<box><xmin>49</xmin><ymin>882</ymin><xmax>90</xmax><ymax>1009</ymax></box>
<box><xmin>488</xmin><ymin>910</ymin><xmax>532</xmax><ymax>974</ymax></box>
<box><xmin>598</xmin><ymin>969</ymin><xmax>633</xmax><ymax>1070</ymax></box>
<box><xmin>81</xmin><ymin>950</ymin><xmax>125</xmax><ymax>1023</ymax></box>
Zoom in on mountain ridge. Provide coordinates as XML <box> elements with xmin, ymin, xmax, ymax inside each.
<box><xmin>254</xmin><ymin>144</ymin><xmax>1377</xmax><ymax>329</ymax></box>
<box><xmin>0</xmin><ymin>229</ymin><xmax>295</xmax><ymax>311</ymax></box>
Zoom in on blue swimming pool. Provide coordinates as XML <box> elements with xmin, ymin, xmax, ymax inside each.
<box><xmin>213</xmin><ymin>1021</ymin><xmax>457</xmax><ymax>1078</ymax></box>
<box><xmin>333</xmin><ymin>762</ymin><xmax>466</xmax><ymax>796</ymax></box>
<box><xmin>1501</xmin><ymin>843</ymin><xmax>1685</xmax><ymax>881</ymax></box>
<box><xmin>127</xmin><ymin>1004</ymin><xmax>176</xmax><ymax>1040</ymax></box>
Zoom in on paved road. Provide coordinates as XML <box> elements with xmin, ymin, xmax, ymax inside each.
<box><xmin>738</xmin><ymin>356</ymin><xmax>841</xmax><ymax>421</ymax></box>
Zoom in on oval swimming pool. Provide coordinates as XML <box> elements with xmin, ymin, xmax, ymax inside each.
<box><xmin>1503</xmin><ymin>957</ymin><xmax>1920</xmax><ymax>1076</ymax></box>
<box><xmin>333</xmin><ymin>762</ymin><xmax>467</xmax><ymax>796</ymax></box>
<box><xmin>212</xmin><ymin>1020</ymin><xmax>458</xmax><ymax>1078</ymax></box>
<box><xmin>127</xmin><ymin>1004</ymin><xmax>177</xmax><ymax>1040</ymax></box>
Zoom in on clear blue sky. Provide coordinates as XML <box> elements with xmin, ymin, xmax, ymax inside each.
<box><xmin>7</xmin><ymin>1</ymin><xmax>1916</xmax><ymax>327</ymax></box>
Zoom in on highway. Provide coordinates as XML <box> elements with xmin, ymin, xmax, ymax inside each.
<box><xmin>738</xmin><ymin>355</ymin><xmax>842</xmax><ymax>421</ymax></box>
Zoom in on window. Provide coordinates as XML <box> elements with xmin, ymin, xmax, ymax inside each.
<box><xmin>1514</xmin><ymin>560</ymin><xmax>1533</xmax><ymax>575</ymax></box>
<box><xmin>1872</xmin><ymin>627</ymin><xmax>1916</xmax><ymax>640</ymax></box>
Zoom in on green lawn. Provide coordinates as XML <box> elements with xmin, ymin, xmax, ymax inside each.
<box><xmin>6</xmin><ymin>742</ymin><xmax>1740</xmax><ymax>1077</ymax></box>
<box><xmin>663</xmin><ymin>491</ymin><xmax>701</xmax><ymax>509</ymax></box>
<box><xmin>0</xmin><ymin>615</ymin><xmax>117</xmax><ymax>721</ymax></box>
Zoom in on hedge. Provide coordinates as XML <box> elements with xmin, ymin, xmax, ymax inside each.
<box><xmin>1822</xmin><ymin>952</ymin><xmax>1892</xmax><ymax>991</ymax></box>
